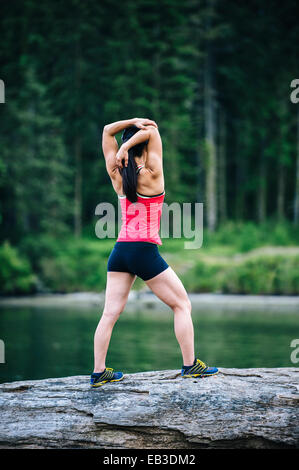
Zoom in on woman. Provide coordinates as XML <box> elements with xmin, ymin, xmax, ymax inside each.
<box><xmin>90</xmin><ymin>117</ymin><xmax>218</xmax><ymax>387</ymax></box>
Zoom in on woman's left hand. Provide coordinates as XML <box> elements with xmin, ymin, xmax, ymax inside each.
<box><xmin>116</xmin><ymin>145</ymin><xmax>129</xmax><ymax>168</ymax></box>
<box><xmin>134</xmin><ymin>118</ymin><xmax>158</xmax><ymax>130</ymax></box>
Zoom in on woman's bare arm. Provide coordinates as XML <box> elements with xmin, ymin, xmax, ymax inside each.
<box><xmin>103</xmin><ymin>118</ymin><xmax>138</xmax><ymax>137</ymax></box>
<box><xmin>102</xmin><ymin>118</ymin><xmax>158</xmax><ymax>174</ymax></box>
<box><xmin>102</xmin><ymin>118</ymin><xmax>137</xmax><ymax>176</ymax></box>
<box><xmin>116</xmin><ymin>125</ymin><xmax>162</xmax><ymax>175</ymax></box>
<box><xmin>115</xmin><ymin>128</ymin><xmax>151</xmax><ymax>167</ymax></box>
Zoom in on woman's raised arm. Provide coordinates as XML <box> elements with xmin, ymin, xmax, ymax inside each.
<box><xmin>116</xmin><ymin>125</ymin><xmax>161</xmax><ymax>169</ymax></box>
<box><xmin>103</xmin><ymin>118</ymin><xmax>138</xmax><ymax>137</ymax></box>
<box><xmin>102</xmin><ymin>118</ymin><xmax>158</xmax><ymax>171</ymax></box>
<box><xmin>102</xmin><ymin>119</ymin><xmax>138</xmax><ymax>173</ymax></box>
<box><xmin>104</xmin><ymin>118</ymin><xmax>158</xmax><ymax>136</ymax></box>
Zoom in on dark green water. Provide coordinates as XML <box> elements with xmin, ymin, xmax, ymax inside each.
<box><xmin>0</xmin><ymin>306</ymin><xmax>297</xmax><ymax>383</ymax></box>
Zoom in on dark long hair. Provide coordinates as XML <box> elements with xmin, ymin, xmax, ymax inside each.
<box><xmin>120</xmin><ymin>125</ymin><xmax>148</xmax><ymax>203</ymax></box>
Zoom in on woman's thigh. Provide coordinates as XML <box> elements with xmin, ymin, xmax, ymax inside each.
<box><xmin>104</xmin><ymin>271</ymin><xmax>136</xmax><ymax>315</ymax></box>
<box><xmin>145</xmin><ymin>266</ymin><xmax>191</xmax><ymax>310</ymax></box>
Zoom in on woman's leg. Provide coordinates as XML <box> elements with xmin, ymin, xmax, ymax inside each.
<box><xmin>145</xmin><ymin>267</ymin><xmax>195</xmax><ymax>366</ymax></box>
<box><xmin>93</xmin><ymin>271</ymin><xmax>136</xmax><ymax>372</ymax></box>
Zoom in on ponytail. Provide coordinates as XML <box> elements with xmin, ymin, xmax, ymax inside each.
<box><xmin>119</xmin><ymin>148</ymin><xmax>138</xmax><ymax>203</ymax></box>
<box><xmin>120</xmin><ymin>125</ymin><xmax>148</xmax><ymax>203</ymax></box>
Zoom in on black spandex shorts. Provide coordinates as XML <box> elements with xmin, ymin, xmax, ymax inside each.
<box><xmin>107</xmin><ymin>241</ymin><xmax>169</xmax><ymax>281</ymax></box>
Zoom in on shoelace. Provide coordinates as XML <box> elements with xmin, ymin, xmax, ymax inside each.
<box><xmin>196</xmin><ymin>359</ymin><xmax>206</xmax><ymax>369</ymax></box>
<box><xmin>92</xmin><ymin>368</ymin><xmax>114</xmax><ymax>382</ymax></box>
<box><xmin>101</xmin><ymin>368</ymin><xmax>114</xmax><ymax>380</ymax></box>
<box><xmin>184</xmin><ymin>358</ymin><xmax>207</xmax><ymax>374</ymax></box>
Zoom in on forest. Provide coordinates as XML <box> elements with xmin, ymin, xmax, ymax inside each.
<box><xmin>0</xmin><ymin>0</ymin><xmax>298</xmax><ymax>295</ymax></box>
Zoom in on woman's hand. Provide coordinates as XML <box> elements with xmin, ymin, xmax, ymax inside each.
<box><xmin>116</xmin><ymin>119</ymin><xmax>157</xmax><ymax>167</ymax></box>
<box><xmin>134</xmin><ymin>118</ymin><xmax>158</xmax><ymax>130</ymax></box>
<box><xmin>116</xmin><ymin>145</ymin><xmax>129</xmax><ymax>168</ymax></box>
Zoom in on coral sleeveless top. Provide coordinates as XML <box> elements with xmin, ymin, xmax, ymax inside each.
<box><xmin>117</xmin><ymin>190</ymin><xmax>165</xmax><ymax>245</ymax></box>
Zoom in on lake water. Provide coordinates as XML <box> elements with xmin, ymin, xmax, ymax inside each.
<box><xmin>0</xmin><ymin>306</ymin><xmax>297</xmax><ymax>383</ymax></box>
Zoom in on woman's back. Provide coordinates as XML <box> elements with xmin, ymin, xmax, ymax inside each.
<box><xmin>117</xmin><ymin>190</ymin><xmax>165</xmax><ymax>245</ymax></box>
<box><xmin>112</xmin><ymin>125</ymin><xmax>165</xmax><ymax>244</ymax></box>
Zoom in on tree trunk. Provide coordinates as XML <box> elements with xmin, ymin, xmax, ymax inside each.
<box><xmin>277</xmin><ymin>99</ymin><xmax>288</xmax><ymax>221</ymax></box>
<box><xmin>277</xmin><ymin>165</ymin><xmax>285</xmax><ymax>221</ymax></box>
<box><xmin>74</xmin><ymin>37</ymin><xmax>82</xmax><ymax>238</ymax></box>
<box><xmin>0</xmin><ymin>369</ymin><xmax>298</xmax><ymax>448</ymax></box>
<box><xmin>74</xmin><ymin>136</ymin><xmax>82</xmax><ymax>238</ymax></box>
<box><xmin>257</xmin><ymin>140</ymin><xmax>266</xmax><ymax>223</ymax></box>
<box><xmin>194</xmin><ymin>68</ymin><xmax>204</xmax><ymax>203</ymax></box>
<box><xmin>204</xmin><ymin>0</ymin><xmax>217</xmax><ymax>232</ymax></box>
<box><xmin>294</xmin><ymin>107</ymin><xmax>299</xmax><ymax>224</ymax></box>
<box><xmin>218</xmin><ymin>108</ymin><xmax>227</xmax><ymax>223</ymax></box>
<box><xmin>191</xmin><ymin>7</ymin><xmax>204</xmax><ymax>204</ymax></box>
<box><xmin>152</xmin><ymin>23</ymin><xmax>161</xmax><ymax>121</ymax></box>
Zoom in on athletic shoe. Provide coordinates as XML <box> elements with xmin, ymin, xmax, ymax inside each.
<box><xmin>181</xmin><ymin>358</ymin><xmax>218</xmax><ymax>378</ymax></box>
<box><xmin>90</xmin><ymin>367</ymin><xmax>124</xmax><ymax>387</ymax></box>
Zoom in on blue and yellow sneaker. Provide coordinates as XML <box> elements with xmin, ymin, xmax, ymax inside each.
<box><xmin>90</xmin><ymin>367</ymin><xmax>124</xmax><ymax>388</ymax></box>
<box><xmin>181</xmin><ymin>358</ymin><xmax>218</xmax><ymax>379</ymax></box>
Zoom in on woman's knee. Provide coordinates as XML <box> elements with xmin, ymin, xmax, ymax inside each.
<box><xmin>172</xmin><ymin>296</ymin><xmax>192</xmax><ymax>314</ymax></box>
<box><xmin>102</xmin><ymin>305</ymin><xmax>124</xmax><ymax>323</ymax></box>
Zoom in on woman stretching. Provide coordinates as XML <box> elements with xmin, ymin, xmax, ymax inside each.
<box><xmin>91</xmin><ymin>117</ymin><xmax>218</xmax><ymax>387</ymax></box>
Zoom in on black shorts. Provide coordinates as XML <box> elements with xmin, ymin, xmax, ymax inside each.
<box><xmin>107</xmin><ymin>241</ymin><xmax>169</xmax><ymax>281</ymax></box>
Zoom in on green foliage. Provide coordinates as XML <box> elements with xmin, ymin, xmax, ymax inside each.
<box><xmin>180</xmin><ymin>252</ymin><xmax>299</xmax><ymax>295</ymax></box>
<box><xmin>0</xmin><ymin>1</ymin><xmax>298</xmax><ymax>296</ymax></box>
<box><xmin>204</xmin><ymin>220</ymin><xmax>299</xmax><ymax>252</ymax></box>
<box><xmin>221</xmin><ymin>256</ymin><xmax>299</xmax><ymax>295</ymax></box>
<box><xmin>20</xmin><ymin>236</ymin><xmax>114</xmax><ymax>293</ymax></box>
<box><xmin>0</xmin><ymin>66</ymin><xmax>72</xmax><ymax>241</ymax></box>
<box><xmin>181</xmin><ymin>261</ymin><xmax>222</xmax><ymax>293</ymax></box>
<box><xmin>0</xmin><ymin>242</ymin><xmax>36</xmax><ymax>295</ymax></box>
<box><xmin>1</xmin><ymin>225</ymin><xmax>299</xmax><ymax>294</ymax></box>
<box><xmin>0</xmin><ymin>0</ymin><xmax>297</xmax><ymax>246</ymax></box>
<box><xmin>39</xmin><ymin>252</ymin><xmax>107</xmax><ymax>293</ymax></box>
<box><xmin>38</xmin><ymin>239</ymin><xmax>112</xmax><ymax>293</ymax></box>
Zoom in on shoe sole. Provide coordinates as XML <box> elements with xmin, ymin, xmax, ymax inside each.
<box><xmin>91</xmin><ymin>376</ymin><xmax>124</xmax><ymax>388</ymax></box>
<box><xmin>182</xmin><ymin>370</ymin><xmax>219</xmax><ymax>378</ymax></box>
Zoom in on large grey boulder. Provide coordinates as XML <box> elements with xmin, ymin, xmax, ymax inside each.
<box><xmin>0</xmin><ymin>368</ymin><xmax>298</xmax><ymax>449</ymax></box>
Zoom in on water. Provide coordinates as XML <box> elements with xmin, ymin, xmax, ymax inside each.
<box><xmin>0</xmin><ymin>306</ymin><xmax>297</xmax><ymax>383</ymax></box>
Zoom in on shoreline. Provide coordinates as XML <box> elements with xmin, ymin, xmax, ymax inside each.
<box><xmin>0</xmin><ymin>291</ymin><xmax>299</xmax><ymax>312</ymax></box>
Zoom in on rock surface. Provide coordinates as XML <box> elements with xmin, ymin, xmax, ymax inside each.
<box><xmin>0</xmin><ymin>368</ymin><xmax>298</xmax><ymax>449</ymax></box>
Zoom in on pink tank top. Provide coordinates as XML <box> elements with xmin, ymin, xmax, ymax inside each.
<box><xmin>117</xmin><ymin>191</ymin><xmax>165</xmax><ymax>245</ymax></box>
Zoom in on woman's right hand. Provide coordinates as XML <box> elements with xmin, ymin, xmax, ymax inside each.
<box><xmin>134</xmin><ymin>118</ymin><xmax>158</xmax><ymax>130</ymax></box>
<box><xmin>116</xmin><ymin>144</ymin><xmax>129</xmax><ymax>168</ymax></box>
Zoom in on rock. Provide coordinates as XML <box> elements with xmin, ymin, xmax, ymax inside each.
<box><xmin>0</xmin><ymin>368</ymin><xmax>298</xmax><ymax>449</ymax></box>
